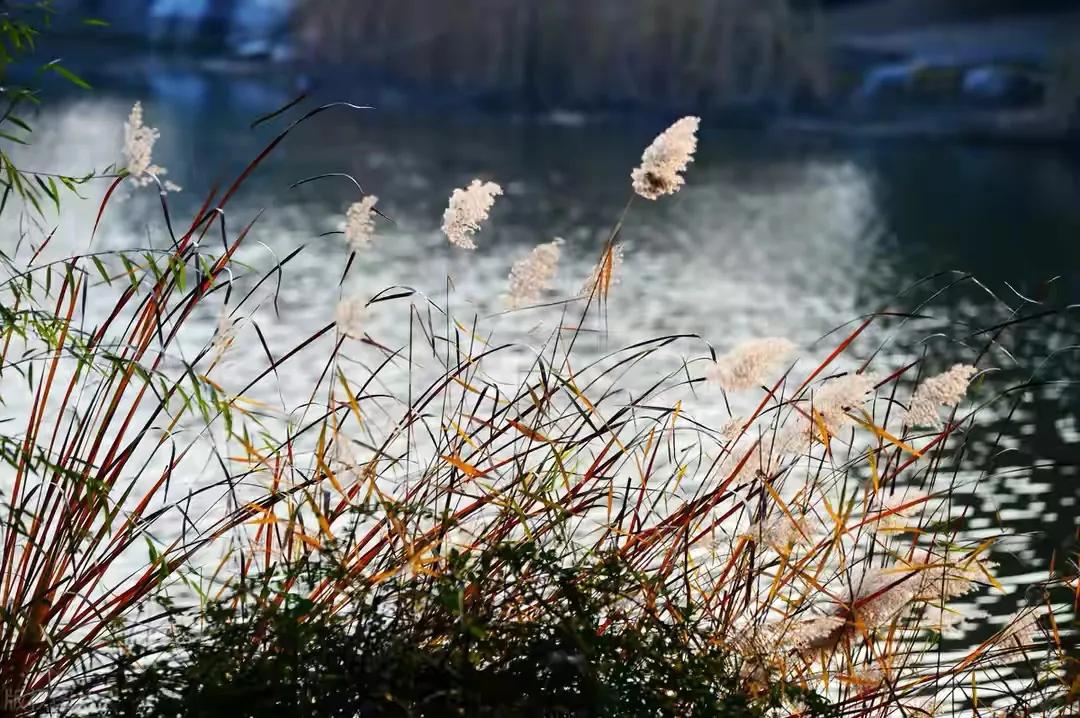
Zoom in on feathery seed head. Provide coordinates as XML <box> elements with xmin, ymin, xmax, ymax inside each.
<box><xmin>123</xmin><ymin>101</ymin><xmax>178</xmax><ymax>191</ymax></box>
<box><xmin>812</xmin><ymin>373</ymin><xmax>877</xmax><ymax>431</ymax></box>
<box><xmin>912</xmin><ymin>552</ymin><xmax>994</xmax><ymax>601</ymax></box>
<box><xmin>707</xmin><ymin>337</ymin><xmax>794</xmax><ymax>393</ymax></box>
<box><xmin>720</xmin><ymin>417</ymin><xmax>747</xmax><ymax>442</ymax></box>
<box><xmin>335</xmin><ymin>296</ymin><xmax>368</xmax><ymax>340</ymax></box>
<box><xmin>904</xmin><ymin>364</ymin><xmax>978</xmax><ymax>428</ymax></box>
<box><xmin>920</xmin><ymin>604</ymin><xmax>974</xmax><ymax>637</ymax></box>
<box><xmin>848</xmin><ymin>667</ymin><xmax>887</xmax><ymax>689</ymax></box>
<box><xmin>442</xmin><ymin>179</ymin><xmax>502</xmax><ymax>249</ymax></box>
<box><xmin>728</xmin><ymin>621</ymin><xmax>778</xmax><ymax>658</ymax></box>
<box><xmin>631</xmin><ymin>116</ymin><xmax>700</xmax><ymax>200</ymax></box>
<box><xmin>781</xmin><ymin>615</ymin><xmax>847</xmax><ymax>652</ymax></box>
<box><xmin>344</xmin><ymin>195</ymin><xmax>379</xmax><ymax>252</ymax></box>
<box><xmin>847</xmin><ymin>567</ymin><xmax>921</xmax><ymax>629</ymax></box>
<box><xmin>742</xmin><ymin>512</ymin><xmax>810</xmax><ymax>551</ymax></box>
<box><xmin>985</xmin><ymin>609</ymin><xmax>1042</xmax><ymax>665</ymax></box>
<box><xmin>507</xmin><ymin>238</ymin><xmax>562</xmax><ymax>308</ymax></box>
<box><xmin>999</xmin><ymin>609</ymin><xmax>1041</xmax><ymax>648</ymax></box>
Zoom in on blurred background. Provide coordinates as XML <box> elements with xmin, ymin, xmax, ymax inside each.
<box><xmin>12</xmin><ymin>0</ymin><xmax>1080</xmax><ymax>646</ymax></box>
<box><xmin>42</xmin><ymin>0</ymin><xmax>1080</xmax><ymax>131</ymax></box>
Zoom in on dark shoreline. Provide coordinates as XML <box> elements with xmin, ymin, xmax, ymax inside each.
<box><xmin>23</xmin><ymin>36</ymin><xmax>1080</xmax><ymax>152</ymax></box>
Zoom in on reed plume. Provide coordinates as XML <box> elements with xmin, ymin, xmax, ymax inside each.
<box><xmin>631</xmin><ymin>116</ymin><xmax>700</xmax><ymax>200</ymax></box>
<box><xmin>442</xmin><ymin>179</ymin><xmax>502</xmax><ymax>249</ymax></box>
<box><xmin>344</xmin><ymin>195</ymin><xmax>379</xmax><ymax>252</ymax></box>
<box><xmin>122</xmin><ymin>101</ymin><xmax>178</xmax><ymax>191</ymax></box>
<box><xmin>904</xmin><ymin>363</ymin><xmax>978</xmax><ymax>428</ymax></box>
<box><xmin>507</xmin><ymin>238</ymin><xmax>562</xmax><ymax>308</ymax></box>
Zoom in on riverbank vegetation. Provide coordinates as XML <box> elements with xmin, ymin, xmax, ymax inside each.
<box><xmin>0</xmin><ymin>93</ymin><xmax>1075</xmax><ymax>716</ymax></box>
<box><xmin>295</xmin><ymin>0</ymin><xmax>829</xmax><ymax>112</ymax></box>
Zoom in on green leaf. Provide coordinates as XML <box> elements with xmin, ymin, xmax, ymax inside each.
<box><xmin>120</xmin><ymin>255</ymin><xmax>139</xmax><ymax>290</ymax></box>
<box><xmin>43</xmin><ymin>60</ymin><xmax>91</xmax><ymax>90</ymax></box>
<box><xmin>145</xmin><ymin>252</ymin><xmax>163</xmax><ymax>283</ymax></box>
<box><xmin>91</xmin><ymin>256</ymin><xmax>112</xmax><ymax>286</ymax></box>
<box><xmin>47</xmin><ymin>176</ymin><xmax>59</xmax><ymax>212</ymax></box>
<box><xmin>34</xmin><ymin>173</ymin><xmax>58</xmax><ymax>213</ymax></box>
<box><xmin>145</xmin><ymin>536</ymin><xmax>159</xmax><ymax>564</ymax></box>
<box><xmin>6</xmin><ymin>116</ymin><xmax>32</xmax><ymax>134</ymax></box>
<box><xmin>172</xmin><ymin>258</ymin><xmax>186</xmax><ymax>291</ymax></box>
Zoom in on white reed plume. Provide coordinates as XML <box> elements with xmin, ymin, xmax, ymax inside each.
<box><xmin>507</xmin><ymin>238</ymin><xmax>562</xmax><ymax>308</ymax></box>
<box><xmin>984</xmin><ymin>608</ymin><xmax>1042</xmax><ymax>665</ymax></box>
<box><xmin>998</xmin><ymin>609</ymin><xmax>1042</xmax><ymax>649</ymax></box>
<box><xmin>344</xmin><ymin>195</ymin><xmax>379</xmax><ymax>252</ymax></box>
<box><xmin>729</xmin><ymin>622</ymin><xmax>782</xmax><ymax>689</ymax></box>
<box><xmin>892</xmin><ymin>695</ymin><xmax>942</xmax><ymax>718</ymax></box>
<box><xmin>912</xmin><ymin>553</ymin><xmax>994</xmax><ymax>601</ymax></box>
<box><xmin>846</xmin><ymin>667</ymin><xmax>886</xmax><ymax>689</ymax></box>
<box><xmin>580</xmin><ymin>242</ymin><xmax>624</xmax><ymax>298</ymax></box>
<box><xmin>780</xmin><ymin>615</ymin><xmax>847</xmax><ymax>652</ymax></box>
<box><xmin>122</xmin><ymin>101</ymin><xmax>179</xmax><ymax>191</ymax></box>
<box><xmin>728</xmin><ymin>621</ymin><xmax>777</xmax><ymax>658</ymax></box>
<box><xmin>773</xmin><ymin>417</ymin><xmax>814</xmax><ymax>459</ymax></box>
<box><xmin>812</xmin><ymin>373</ymin><xmax>877</xmax><ymax>431</ymax></box>
<box><xmin>904</xmin><ymin>364</ymin><xmax>978</xmax><ymax>428</ymax></box>
<box><xmin>920</xmin><ymin>604</ymin><xmax>975</xmax><ymax>637</ymax></box>
<box><xmin>335</xmin><ymin>296</ymin><xmax>368</xmax><ymax>340</ymax></box>
<box><xmin>706</xmin><ymin>337</ymin><xmax>794</xmax><ymax>392</ymax></box>
<box><xmin>741</xmin><ymin>512</ymin><xmax>810</xmax><ymax>551</ymax></box>
<box><xmin>442</xmin><ymin>179</ymin><xmax>502</xmax><ymax>249</ymax></box>
<box><xmin>720</xmin><ymin>417</ymin><xmax>747</xmax><ymax>442</ymax></box>
<box><xmin>631</xmin><ymin>116</ymin><xmax>700</xmax><ymax>200</ymax></box>
<box><xmin>716</xmin><ymin>418</ymin><xmax>812</xmax><ymax>485</ymax></box>
<box><xmin>847</xmin><ymin>567</ymin><xmax>921</xmax><ymax>630</ymax></box>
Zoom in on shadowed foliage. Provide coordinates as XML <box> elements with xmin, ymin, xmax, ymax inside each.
<box><xmin>79</xmin><ymin>545</ymin><xmax>831</xmax><ymax>717</ymax></box>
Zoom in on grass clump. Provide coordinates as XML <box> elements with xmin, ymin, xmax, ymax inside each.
<box><xmin>0</xmin><ymin>104</ymin><xmax>1075</xmax><ymax>718</ymax></box>
<box><xmin>88</xmin><ymin>545</ymin><xmax>826</xmax><ymax>717</ymax></box>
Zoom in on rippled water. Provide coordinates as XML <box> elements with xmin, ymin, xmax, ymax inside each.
<box><xmin>5</xmin><ymin>69</ymin><xmax>1080</xmax><ymax>702</ymax></box>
